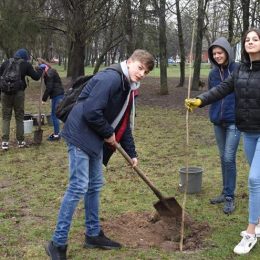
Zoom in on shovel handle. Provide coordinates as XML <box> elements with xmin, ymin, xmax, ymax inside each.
<box><xmin>115</xmin><ymin>142</ymin><xmax>164</xmax><ymax>200</ymax></box>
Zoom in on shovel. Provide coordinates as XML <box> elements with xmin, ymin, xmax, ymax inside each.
<box><xmin>33</xmin><ymin>75</ymin><xmax>44</xmax><ymax>144</ymax></box>
<box><xmin>115</xmin><ymin>142</ymin><xmax>183</xmax><ymax>220</ymax></box>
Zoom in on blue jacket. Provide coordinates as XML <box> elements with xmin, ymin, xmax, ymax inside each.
<box><xmin>208</xmin><ymin>37</ymin><xmax>238</xmax><ymax>124</ymax></box>
<box><xmin>61</xmin><ymin>66</ymin><xmax>137</xmax><ymax>162</ymax></box>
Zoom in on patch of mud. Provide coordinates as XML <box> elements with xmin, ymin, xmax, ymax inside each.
<box><xmin>102</xmin><ymin>211</ymin><xmax>210</xmax><ymax>252</ymax></box>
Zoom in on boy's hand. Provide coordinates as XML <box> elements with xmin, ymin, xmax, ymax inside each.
<box><xmin>185</xmin><ymin>98</ymin><xmax>202</xmax><ymax>112</ymax></box>
<box><xmin>104</xmin><ymin>133</ymin><xmax>116</xmax><ymax>146</ymax></box>
<box><xmin>132</xmin><ymin>157</ymin><xmax>138</xmax><ymax>167</ymax></box>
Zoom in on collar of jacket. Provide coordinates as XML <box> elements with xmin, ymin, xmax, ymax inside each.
<box><xmin>120</xmin><ymin>60</ymin><xmax>140</xmax><ymax>91</ymax></box>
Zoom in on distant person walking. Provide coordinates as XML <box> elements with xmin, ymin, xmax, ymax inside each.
<box><xmin>207</xmin><ymin>37</ymin><xmax>241</xmax><ymax>214</ymax></box>
<box><xmin>37</xmin><ymin>58</ymin><xmax>64</xmax><ymax>141</ymax></box>
<box><xmin>0</xmin><ymin>48</ymin><xmax>43</xmax><ymax>150</ymax></box>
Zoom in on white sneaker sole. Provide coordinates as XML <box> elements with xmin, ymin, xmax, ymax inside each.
<box><xmin>234</xmin><ymin>238</ymin><xmax>257</xmax><ymax>255</ymax></box>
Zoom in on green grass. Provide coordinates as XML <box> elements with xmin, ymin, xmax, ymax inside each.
<box><xmin>51</xmin><ymin>63</ymin><xmax>211</xmax><ymax>78</ymax></box>
<box><xmin>1</xmin><ymin>80</ymin><xmax>259</xmax><ymax>259</ymax></box>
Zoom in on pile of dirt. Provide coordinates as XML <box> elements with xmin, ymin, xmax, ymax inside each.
<box><xmin>103</xmin><ymin>211</ymin><xmax>210</xmax><ymax>252</ymax></box>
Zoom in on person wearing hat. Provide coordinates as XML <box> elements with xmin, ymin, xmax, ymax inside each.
<box><xmin>0</xmin><ymin>48</ymin><xmax>43</xmax><ymax>150</ymax></box>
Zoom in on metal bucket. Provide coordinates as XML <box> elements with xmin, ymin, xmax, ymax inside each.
<box><xmin>179</xmin><ymin>167</ymin><xmax>203</xmax><ymax>194</ymax></box>
<box><xmin>23</xmin><ymin>120</ymin><xmax>33</xmax><ymax>134</ymax></box>
<box><xmin>46</xmin><ymin>114</ymin><xmax>53</xmax><ymax>126</ymax></box>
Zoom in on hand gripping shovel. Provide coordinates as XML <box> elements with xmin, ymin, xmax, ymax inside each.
<box><xmin>115</xmin><ymin>142</ymin><xmax>183</xmax><ymax>220</ymax></box>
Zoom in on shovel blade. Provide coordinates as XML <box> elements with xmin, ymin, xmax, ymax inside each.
<box><xmin>33</xmin><ymin>129</ymin><xmax>43</xmax><ymax>145</ymax></box>
<box><xmin>154</xmin><ymin>197</ymin><xmax>183</xmax><ymax>219</ymax></box>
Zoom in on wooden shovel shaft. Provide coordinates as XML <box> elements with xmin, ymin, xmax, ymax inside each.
<box><xmin>115</xmin><ymin>142</ymin><xmax>164</xmax><ymax>200</ymax></box>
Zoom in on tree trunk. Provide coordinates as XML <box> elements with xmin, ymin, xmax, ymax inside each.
<box><xmin>67</xmin><ymin>38</ymin><xmax>85</xmax><ymax>80</ymax></box>
<box><xmin>228</xmin><ymin>0</ymin><xmax>234</xmax><ymax>44</ymax></box>
<box><xmin>135</xmin><ymin>0</ymin><xmax>146</xmax><ymax>49</ymax></box>
<box><xmin>159</xmin><ymin>0</ymin><xmax>168</xmax><ymax>95</ymax></box>
<box><xmin>123</xmin><ymin>0</ymin><xmax>134</xmax><ymax>57</ymax></box>
<box><xmin>175</xmin><ymin>0</ymin><xmax>185</xmax><ymax>87</ymax></box>
<box><xmin>241</xmin><ymin>0</ymin><xmax>250</xmax><ymax>36</ymax></box>
<box><xmin>192</xmin><ymin>0</ymin><xmax>204</xmax><ymax>91</ymax></box>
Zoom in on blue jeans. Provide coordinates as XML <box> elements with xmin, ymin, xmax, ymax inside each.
<box><xmin>52</xmin><ymin>143</ymin><xmax>104</xmax><ymax>246</ymax></box>
<box><xmin>214</xmin><ymin>124</ymin><xmax>241</xmax><ymax>198</ymax></box>
<box><xmin>243</xmin><ymin>132</ymin><xmax>260</xmax><ymax>225</ymax></box>
<box><xmin>51</xmin><ymin>95</ymin><xmax>64</xmax><ymax>135</ymax></box>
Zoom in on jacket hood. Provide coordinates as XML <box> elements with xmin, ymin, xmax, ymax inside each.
<box><xmin>208</xmin><ymin>37</ymin><xmax>234</xmax><ymax>68</ymax></box>
<box><xmin>14</xmin><ymin>48</ymin><xmax>30</xmax><ymax>61</ymax></box>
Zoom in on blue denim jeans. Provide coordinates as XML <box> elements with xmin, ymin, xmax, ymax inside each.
<box><xmin>214</xmin><ymin>124</ymin><xmax>241</xmax><ymax>198</ymax></box>
<box><xmin>51</xmin><ymin>95</ymin><xmax>64</xmax><ymax>135</ymax></box>
<box><xmin>52</xmin><ymin>143</ymin><xmax>103</xmax><ymax>246</ymax></box>
<box><xmin>243</xmin><ymin>132</ymin><xmax>260</xmax><ymax>225</ymax></box>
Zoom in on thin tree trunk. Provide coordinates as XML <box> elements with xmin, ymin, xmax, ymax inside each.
<box><xmin>228</xmin><ymin>0</ymin><xmax>234</xmax><ymax>43</ymax></box>
<box><xmin>192</xmin><ymin>0</ymin><xmax>204</xmax><ymax>91</ymax></box>
<box><xmin>241</xmin><ymin>0</ymin><xmax>250</xmax><ymax>36</ymax></box>
<box><xmin>176</xmin><ymin>0</ymin><xmax>185</xmax><ymax>87</ymax></box>
<box><xmin>159</xmin><ymin>0</ymin><xmax>168</xmax><ymax>95</ymax></box>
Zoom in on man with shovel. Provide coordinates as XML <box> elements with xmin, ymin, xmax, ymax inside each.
<box><xmin>45</xmin><ymin>49</ymin><xmax>154</xmax><ymax>260</ymax></box>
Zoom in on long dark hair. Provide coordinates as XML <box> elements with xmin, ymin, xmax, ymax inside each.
<box><xmin>241</xmin><ymin>27</ymin><xmax>260</xmax><ymax>62</ymax></box>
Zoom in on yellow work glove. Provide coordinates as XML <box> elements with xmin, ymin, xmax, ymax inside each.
<box><xmin>185</xmin><ymin>98</ymin><xmax>202</xmax><ymax>112</ymax></box>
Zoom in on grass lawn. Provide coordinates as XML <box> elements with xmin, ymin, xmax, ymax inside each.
<box><xmin>0</xmin><ymin>74</ymin><xmax>259</xmax><ymax>259</ymax></box>
<box><xmin>52</xmin><ymin>63</ymin><xmax>211</xmax><ymax>79</ymax></box>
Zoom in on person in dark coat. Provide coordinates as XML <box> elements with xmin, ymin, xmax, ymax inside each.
<box><xmin>207</xmin><ymin>37</ymin><xmax>241</xmax><ymax>214</ymax></box>
<box><xmin>37</xmin><ymin>58</ymin><xmax>64</xmax><ymax>141</ymax></box>
<box><xmin>45</xmin><ymin>49</ymin><xmax>155</xmax><ymax>260</ymax></box>
<box><xmin>185</xmin><ymin>28</ymin><xmax>260</xmax><ymax>255</ymax></box>
<box><xmin>0</xmin><ymin>48</ymin><xmax>43</xmax><ymax>150</ymax></box>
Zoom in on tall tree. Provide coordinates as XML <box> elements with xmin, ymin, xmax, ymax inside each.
<box><xmin>122</xmin><ymin>0</ymin><xmax>134</xmax><ymax>57</ymax></box>
<box><xmin>241</xmin><ymin>0</ymin><xmax>250</xmax><ymax>36</ymax></box>
<box><xmin>0</xmin><ymin>0</ymin><xmax>41</xmax><ymax>58</ymax></box>
<box><xmin>57</xmin><ymin>0</ymin><xmax>116</xmax><ymax>79</ymax></box>
<box><xmin>152</xmin><ymin>0</ymin><xmax>168</xmax><ymax>94</ymax></box>
<box><xmin>135</xmin><ymin>0</ymin><xmax>147</xmax><ymax>49</ymax></box>
<box><xmin>175</xmin><ymin>0</ymin><xmax>185</xmax><ymax>87</ymax></box>
<box><xmin>228</xmin><ymin>0</ymin><xmax>235</xmax><ymax>43</ymax></box>
<box><xmin>192</xmin><ymin>0</ymin><xmax>207</xmax><ymax>91</ymax></box>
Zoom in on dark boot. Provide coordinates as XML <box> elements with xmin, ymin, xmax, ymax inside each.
<box><xmin>45</xmin><ymin>241</ymin><xmax>67</xmax><ymax>260</ymax></box>
<box><xmin>210</xmin><ymin>193</ymin><xmax>225</xmax><ymax>204</ymax></box>
<box><xmin>84</xmin><ymin>230</ymin><xmax>122</xmax><ymax>250</ymax></box>
<box><xmin>223</xmin><ymin>196</ymin><xmax>235</xmax><ymax>214</ymax></box>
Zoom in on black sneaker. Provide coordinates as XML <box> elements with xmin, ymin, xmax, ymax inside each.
<box><xmin>47</xmin><ymin>134</ymin><xmax>61</xmax><ymax>141</ymax></box>
<box><xmin>45</xmin><ymin>241</ymin><xmax>67</xmax><ymax>260</ymax></box>
<box><xmin>84</xmin><ymin>230</ymin><xmax>122</xmax><ymax>250</ymax></box>
<box><xmin>210</xmin><ymin>193</ymin><xmax>225</xmax><ymax>204</ymax></box>
<box><xmin>223</xmin><ymin>196</ymin><xmax>235</xmax><ymax>214</ymax></box>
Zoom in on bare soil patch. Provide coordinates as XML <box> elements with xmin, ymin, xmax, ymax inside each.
<box><xmin>103</xmin><ymin>211</ymin><xmax>210</xmax><ymax>252</ymax></box>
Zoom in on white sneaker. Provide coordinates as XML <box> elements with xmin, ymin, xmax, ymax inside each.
<box><xmin>234</xmin><ymin>234</ymin><xmax>257</xmax><ymax>255</ymax></box>
<box><xmin>1</xmin><ymin>142</ymin><xmax>9</xmax><ymax>150</ymax></box>
<box><xmin>240</xmin><ymin>224</ymin><xmax>260</xmax><ymax>237</ymax></box>
<box><xmin>18</xmin><ymin>141</ymin><xmax>26</xmax><ymax>148</ymax></box>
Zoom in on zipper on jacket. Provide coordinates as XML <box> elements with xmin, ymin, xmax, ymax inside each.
<box><xmin>219</xmin><ymin>68</ymin><xmax>225</xmax><ymax>120</ymax></box>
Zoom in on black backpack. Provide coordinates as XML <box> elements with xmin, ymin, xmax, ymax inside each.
<box><xmin>56</xmin><ymin>65</ymin><xmax>122</xmax><ymax>123</ymax></box>
<box><xmin>55</xmin><ymin>75</ymin><xmax>94</xmax><ymax>122</ymax></box>
<box><xmin>0</xmin><ymin>58</ymin><xmax>23</xmax><ymax>94</ymax></box>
